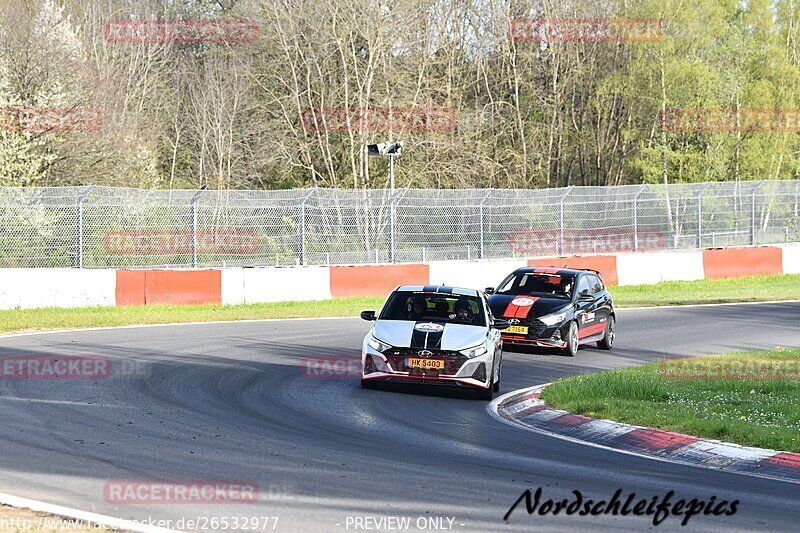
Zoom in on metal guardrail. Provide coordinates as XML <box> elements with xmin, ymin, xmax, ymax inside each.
<box><xmin>0</xmin><ymin>181</ymin><xmax>797</xmax><ymax>268</ymax></box>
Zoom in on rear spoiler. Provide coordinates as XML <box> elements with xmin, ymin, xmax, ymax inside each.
<box><xmin>567</xmin><ymin>266</ymin><xmax>601</xmax><ymax>275</ymax></box>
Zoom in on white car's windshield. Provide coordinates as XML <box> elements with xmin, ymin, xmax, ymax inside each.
<box><xmin>379</xmin><ymin>292</ymin><xmax>486</xmax><ymax>327</ymax></box>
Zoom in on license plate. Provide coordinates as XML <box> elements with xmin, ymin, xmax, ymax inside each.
<box><xmin>406</xmin><ymin>358</ymin><xmax>445</xmax><ymax>370</ymax></box>
<box><xmin>506</xmin><ymin>325</ymin><xmax>528</xmax><ymax>334</ymax></box>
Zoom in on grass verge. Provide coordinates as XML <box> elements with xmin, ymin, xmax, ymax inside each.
<box><xmin>610</xmin><ymin>273</ymin><xmax>800</xmax><ymax>307</ymax></box>
<box><xmin>0</xmin><ymin>273</ymin><xmax>798</xmax><ymax>336</ymax></box>
<box><xmin>541</xmin><ymin>347</ymin><xmax>800</xmax><ymax>452</ymax></box>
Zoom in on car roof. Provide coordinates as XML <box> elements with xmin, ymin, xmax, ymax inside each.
<box><xmin>395</xmin><ymin>285</ymin><xmax>481</xmax><ymax>297</ymax></box>
<box><xmin>513</xmin><ymin>266</ymin><xmax>600</xmax><ymax>277</ymax></box>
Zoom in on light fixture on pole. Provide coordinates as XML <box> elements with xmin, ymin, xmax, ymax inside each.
<box><xmin>367</xmin><ymin>141</ymin><xmax>403</xmax><ymax>193</ymax></box>
<box><xmin>366</xmin><ymin>141</ymin><xmax>403</xmax><ymax>262</ymax></box>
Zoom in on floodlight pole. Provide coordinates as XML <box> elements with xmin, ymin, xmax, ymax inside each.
<box><xmin>190</xmin><ymin>185</ymin><xmax>207</xmax><ymax>268</ymax></box>
<box><xmin>389</xmin><ymin>154</ymin><xmax>395</xmax><ymax>195</ymax></box>
<box><xmin>75</xmin><ymin>185</ymin><xmax>94</xmax><ymax>268</ymax></box>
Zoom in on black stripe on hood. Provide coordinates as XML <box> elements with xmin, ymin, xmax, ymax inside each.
<box><xmin>410</xmin><ymin>322</ymin><xmax>446</xmax><ymax>350</ymax></box>
<box><xmin>422</xmin><ymin>285</ymin><xmax>452</xmax><ymax>294</ymax></box>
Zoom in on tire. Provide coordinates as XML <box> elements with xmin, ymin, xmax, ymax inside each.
<box><xmin>360</xmin><ymin>379</ymin><xmax>377</xmax><ymax>389</ymax></box>
<box><xmin>477</xmin><ymin>366</ymin><xmax>495</xmax><ymax>401</ymax></box>
<box><xmin>597</xmin><ymin>315</ymin><xmax>615</xmax><ymax>350</ymax></box>
<box><xmin>562</xmin><ymin>321</ymin><xmax>579</xmax><ymax>357</ymax></box>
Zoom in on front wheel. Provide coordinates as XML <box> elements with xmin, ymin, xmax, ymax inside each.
<box><xmin>597</xmin><ymin>316</ymin><xmax>615</xmax><ymax>350</ymax></box>
<box><xmin>360</xmin><ymin>379</ymin><xmax>377</xmax><ymax>389</ymax></box>
<box><xmin>493</xmin><ymin>357</ymin><xmax>501</xmax><ymax>392</ymax></box>
<box><xmin>562</xmin><ymin>321</ymin><xmax>579</xmax><ymax>357</ymax></box>
<box><xmin>477</xmin><ymin>366</ymin><xmax>495</xmax><ymax>400</ymax></box>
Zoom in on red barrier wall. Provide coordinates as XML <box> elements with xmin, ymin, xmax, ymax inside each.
<box><xmin>115</xmin><ymin>270</ymin><xmax>146</xmax><ymax>306</ymax></box>
<box><xmin>702</xmin><ymin>247</ymin><xmax>782</xmax><ymax>279</ymax></box>
<box><xmin>116</xmin><ymin>270</ymin><xmax>222</xmax><ymax>306</ymax></box>
<box><xmin>330</xmin><ymin>264</ymin><xmax>430</xmax><ymax>297</ymax></box>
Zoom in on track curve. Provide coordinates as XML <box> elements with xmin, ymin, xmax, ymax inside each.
<box><xmin>1</xmin><ymin>302</ymin><xmax>799</xmax><ymax>532</ymax></box>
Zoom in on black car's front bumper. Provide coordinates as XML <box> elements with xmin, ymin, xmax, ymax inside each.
<box><xmin>501</xmin><ymin>319</ymin><xmax>569</xmax><ymax>349</ymax></box>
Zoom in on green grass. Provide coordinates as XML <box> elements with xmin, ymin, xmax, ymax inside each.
<box><xmin>0</xmin><ymin>298</ymin><xmax>384</xmax><ymax>335</ymax></box>
<box><xmin>0</xmin><ymin>273</ymin><xmax>798</xmax><ymax>336</ymax></box>
<box><xmin>609</xmin><ymin>273</ymin><xmax>800</xmax><ymax>307</ymax></box>
<box><xmin>541</xmin><ymin>348</ymin><xmax>800</xmax><ymax>452</ymax></box>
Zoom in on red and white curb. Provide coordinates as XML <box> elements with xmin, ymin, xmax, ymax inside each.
<box><xmin>490</xmin><ymin>384</ymin><xmax>800</xmax><ymax>484</ymax></box>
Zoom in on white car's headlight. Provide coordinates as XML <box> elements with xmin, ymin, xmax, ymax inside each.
<box><xmin>460</xmin><ymin>344</ymin><xmax>488</xmax><ymax>358</ymax></box>
<box><xmin>368</xmin><ymin>336</ymin><xmax>392</xmax><ymax>352</ymax></box>
<box><xmin>539</xmin><ymin>310</ymin><xmax>568</xmax><ymax>326</ymax></box>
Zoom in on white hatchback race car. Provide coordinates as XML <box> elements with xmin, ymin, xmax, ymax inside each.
<box><xmin>359</xmin><ymin>285</ymin><xmax>509</xmax><ymax>400</ymax></box>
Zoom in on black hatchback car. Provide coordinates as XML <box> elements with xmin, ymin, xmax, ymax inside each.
<box><xmin>486</xmin><ymin>267</ymin><xmax>615</xmax><ymax>356</ymax></box>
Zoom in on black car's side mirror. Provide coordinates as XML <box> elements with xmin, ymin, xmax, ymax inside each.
<box><xmin>484</xmin><ymin>287</ymin><xmax>495</xmax><ymax>295</ymax></box>
<box><xmin>491</xmin><ymin>318</ymin><xmax>510</xmax><ymax>330</ymax></box>
<box><xmin>578</xmin><ymin>291</ymin><xmax>594</xmax><ymax>301</ymax></box>
<box><xmin>360</xmin><ymin>310</ymin><xmax>376</xmax><ymax>321</ymax></box>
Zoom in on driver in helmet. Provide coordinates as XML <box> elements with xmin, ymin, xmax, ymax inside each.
<box><xmin>407</xmin><ymin>296</ymin><xmax>427</xmax><ymax>319</ymax></box>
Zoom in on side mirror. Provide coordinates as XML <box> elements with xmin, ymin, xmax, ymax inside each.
<box><xmin>579</xmin><ymin>291</ymin><xmax>593</xmax><ymax>301</ymax></box>
<box><xmin>360</xmin><ymin>310</ymin><xmax>376</xmax><ymax>321</ymax></box>
<box><xmin>484</xmin><ymin>287</ymin><xmax>495</xmax><ymax>295</ymax></box>
<box><xmin>491</xmin><ymin>318</ymin><xmax>510</xmax><ymax>330</ymax></box>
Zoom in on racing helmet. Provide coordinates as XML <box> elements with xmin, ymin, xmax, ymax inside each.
<box><xmin>406</xmin><ymin>296</ymin><xmax>426</xmax><ymax>316</ymax></box>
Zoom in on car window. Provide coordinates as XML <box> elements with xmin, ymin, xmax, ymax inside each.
<box><xmin>589</xmin><ymin>274</ymin><xmax>604</xmax><ymax>294</ymax></box>
<box><xmin>379</xmin><ymin>291</ymin><xmax>486</xmax><ymax>326</ymax></box>
<box><xmin>576</xmin><ymin>275</ymin><xmax>592</xmax><ymax>297</ymax></box>
<box><xmin>496</xmin><ymin>272</ymin><xmax>575</xmax><ymax>299</ymax></box>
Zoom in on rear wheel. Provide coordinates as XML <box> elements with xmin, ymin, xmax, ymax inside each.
<box><xmin>597</xmin><ymin>316</ymin><xmax>615</xmax><ymax>350</ymax></box>
<box><xmin>562</xmin><ymin>322</ymin><xmax>579</xmax><ymax>357</ymax></box>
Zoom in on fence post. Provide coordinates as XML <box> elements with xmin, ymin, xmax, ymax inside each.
<box><xmin>189</xmin><ymin>185</ymin><xmax>207</xmax><ymax>268</ymax></box>
<box><xmin>696</xmin><ymin>183</ymin><xmax>711</xmax><ymax>249</ymax></box>
<box><xmin>478</xmin><ymin>189</ymin><xmax>492</xmax><ymax>259</ymax></box>
<box><xmin>299</xmin><ymin>187</ymin><xmax>316</xmax><ymax>265</ymax></box>
<box><xmin>632</xmin><ymin>184</ymin><xmax>646</xmax><ymax>251</ymax></box>
<box><xmin>388</xmin><ymin>188</ymin><xmax>403</xmax><ymax>262</ymax></box>
<box><xmin>750</xmin><ymin>180</ymin><xmax>765</xmax><ymax>245</ymax></box>
<box><xmin>75</xmin><ymin>186</ymin><xmax>94</xmax><ymax>268</ymax></box>
<box><xmin>557</xmin><ymin>186</ymin><xmax>574</xmax><ymax>255</ymax></box>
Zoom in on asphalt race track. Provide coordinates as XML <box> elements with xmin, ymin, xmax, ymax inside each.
<box><xmin>1</xmin><ymin>302</ymin><xmax>799</xmax><ymax>532</ymax></box>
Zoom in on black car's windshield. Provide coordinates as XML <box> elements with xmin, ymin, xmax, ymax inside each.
<box><xmin>496</xmin><ymin>272</ymin><xmax>575</xmax><ymax>299</ymax></box>
<box><xmin>379</xmin><ymin>291</ymin><xmax>486</xmax><ymax>326</ymax></box>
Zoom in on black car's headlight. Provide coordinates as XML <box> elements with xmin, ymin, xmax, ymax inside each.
<box><xmin>539</xmin><ymin>309</ymin><xmax>568</xmax><ymax>326</ymax></box>
<box><xmin>368</xmin><ymin>336</ymin><xmax>392</xmax><ymax>352</ymax></box>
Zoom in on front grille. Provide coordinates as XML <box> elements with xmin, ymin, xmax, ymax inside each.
<box><xmin>384</xmin><ymin>349</ymin><xmax>468</xmax><ymax>375</ymax></box>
